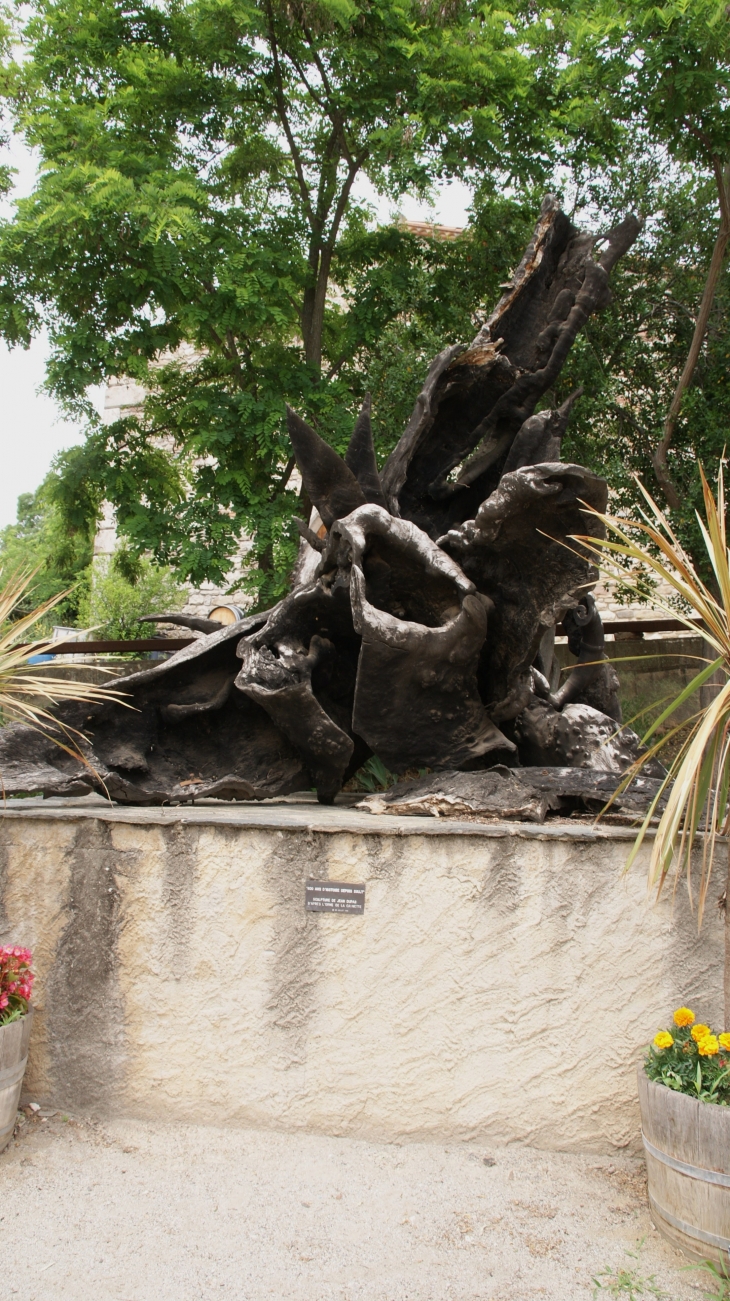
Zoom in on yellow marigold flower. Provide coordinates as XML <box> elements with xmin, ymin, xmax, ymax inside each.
<box><xmin>654</xmin><ymin>1031</ymin><xmax>674</xmax><ymax>1049</ymax></box>
<box><xmin>691</xmin><ymin>1024</ymin><xmax>711</xmax><ymax>1042</ymax></box>
<box><xmin>718</xmin><ymin>1033</ymin><xmax>730</xmax><ymax>1051</ymax></box>
<box><xmin>698</xmin><ymin>1035</ymin><xmax>720</xmax><ymax>1057</ymax></box>
<box><xmin>673</xmin><ymin>1007</ymin><xmax>695</xmax><ymax>1027</ymax></box>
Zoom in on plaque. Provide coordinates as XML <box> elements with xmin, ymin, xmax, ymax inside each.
<box><xmin>305</xmin><ymin>879</ymin><xmax>365</xmax><ymax>914</ymax></box>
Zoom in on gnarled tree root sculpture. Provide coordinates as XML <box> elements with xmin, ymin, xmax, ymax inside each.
<box><xmin>0</xmin><ymin>196</ymin><xmax>659</xmax><ymax>813</ymax></box>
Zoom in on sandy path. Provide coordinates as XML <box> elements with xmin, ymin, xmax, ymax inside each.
<box><xmin>0</xmin><ymin>1108</ymin><xmax>708</xmax><ymax>1300</ymax></box>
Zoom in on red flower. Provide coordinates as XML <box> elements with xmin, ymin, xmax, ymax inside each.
<box><xmin>0</xmin><ymin>945</ymin><xmax>34</xmax><ymax>1020</ymax></box>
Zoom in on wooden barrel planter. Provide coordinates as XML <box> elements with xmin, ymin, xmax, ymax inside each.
<box><xmin>0</xmin><ymin>1010</ymin><xmax>33</xmax><ymax>1154</ymax></box>
<box><xmin>638</xmin><ymin>1065</ymin><xmax>730</xmax><ymax>1263</ymax></box>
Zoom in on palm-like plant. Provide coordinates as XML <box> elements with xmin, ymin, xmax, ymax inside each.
<box><xmin>576</xmin><ymin>465</ymin><xmax>730</xmax><ymax>1017</ymax></box>
<box><xmin>0</xmin><ymin>568</ymin><xmax>126</xmax><ymax>771</ymax></box>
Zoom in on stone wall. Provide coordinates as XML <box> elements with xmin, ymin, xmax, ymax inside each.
<box><xmin>592</xmin><ymin>572</ymin><xmax>680</xmax><ymax>628</ymax></box>
<box><xmin>0</xmin><ymin>799</ymin><xmax>722</xmax><ymax>1153</ymax></box>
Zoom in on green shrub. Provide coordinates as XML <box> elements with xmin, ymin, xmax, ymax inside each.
<box><xmin>79</xmin><ymin>555</ymin><xmax>187</xmax><ymax>640</ymax></box>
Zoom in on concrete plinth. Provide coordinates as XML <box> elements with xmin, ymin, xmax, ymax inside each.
<box><xmin>0</xmin><ymin>796</ymin><xmax>722</xmax><ymax>1152</ymax></box>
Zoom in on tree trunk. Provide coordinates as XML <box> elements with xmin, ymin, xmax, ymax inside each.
<box><xmin>653</xmin><ymin>161</ymin><xmax>730</xmax><ymax>509</ymax></box>
<box><xmin>301</xmin><ymin>161</ymin><xmax>361</xmax><ymax>374</ymax></box>
<box><xmin>301</xmin><ymin>247</ymin><xmax>321</xmax><ymax>372</ymax></box>
<box><xmin>302</xmin><ymin>248</ymin><xmax>334</xmax><ymax>372</ymax></box>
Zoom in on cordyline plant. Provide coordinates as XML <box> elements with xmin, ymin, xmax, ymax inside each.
<box><xmin>576</xmin><ymin>463</ymin><xmax>730</xmax><ymax>1018</ymax></box>
<box><xmin>0</xmin><ymin>568</ymin><xmax>127</xmax><ymax>778</ymax></box>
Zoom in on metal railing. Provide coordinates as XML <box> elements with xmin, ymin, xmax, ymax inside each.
<box><xmin>36</xmin><ymin>619</ymin><xmax>704</xmax><ymax>656</ymax></box>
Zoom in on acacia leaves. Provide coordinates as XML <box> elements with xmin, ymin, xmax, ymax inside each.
<box><xmin>0</xmin><ymin>0</ymin><xmax>567</xmax><ymax>601</ymax></box>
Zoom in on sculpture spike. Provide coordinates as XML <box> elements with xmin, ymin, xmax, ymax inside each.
<box><xmin>345</xmin><ymin>394</ymin><xmax>387</xmax><ymax>509</ymax></box>
<box><xmin>285</xmin><ymin>406</ymin><xmax>366</xmax><ymax>529</ymax></box>
<box><xmin>501</xmin><ymin>385</ymin><xmax>585</xmax><ymax>475</ymax></box>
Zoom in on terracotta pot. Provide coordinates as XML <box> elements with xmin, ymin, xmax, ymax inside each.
<box><xmin>638</xmin><ymin>1064</ymin><xmax>730</xmax><ymax>1263</ymax></box>
<box><xmin>0</xmin><ymin>1009</ymin><xmax>33</xmax><ymax>1154</ymax></box>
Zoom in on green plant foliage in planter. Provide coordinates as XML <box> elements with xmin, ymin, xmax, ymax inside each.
<box><xmin>0</xmin><ymin>944</ymin><xmax>33</xmax><ymax>1027</ymax></box>
<box><xmin>647</xmin><ymin>1007</ymin><xmax>730</xmax><ymax>1105</ymax></box>
<box><xmin>0</xmin><ymin>945</ymin><xmax>35</xmax><ymax>1153</ymax></box>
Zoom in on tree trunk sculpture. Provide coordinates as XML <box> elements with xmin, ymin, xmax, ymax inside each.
<box><xmin>0</xmin><ymin>197</ymin><xmax>652</xmax><ymax>810</ymax></box>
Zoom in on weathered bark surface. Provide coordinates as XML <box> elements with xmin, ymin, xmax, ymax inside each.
<box><xmin>358</xmin><ymin>766</ymin><xmax>666</xmax><ymax>823</ymax></box>
<box><xmin>549</xmin><ymin>592</ymin><xmax>622</xmax><ymax>723</ymax></box>
<box><xmin>501</xmin><ymin>388</ymin><xmax>583</xmax><ymax>474</ymax></box>
<box><xmin>351</xmin><ymin>572</ymin><xmax>513</xmax><ymax>772</ymax></box>
<box><xmin>285</xmin><ymin>406</ymin><xmax>366</xmax><ymax>527</ymax></box>
<box><xmin>379</xmin><ymin>198</ymin><xmax>641</xmax><ymax>539</ymax></box>
<box><xmin>345</xmin><ymin>395</ymin><xmax>387</xmax><ymax>509</ymax></box>
<box><xmin>0</xmin><ymin>197</ymin><xmax>644</xmax><ymax>808</ymax></box>
<box><xmin>0</xmin><ymin>621</ymin><xmax>309</xmax><ymax>804</ymax></box>
<box><xmin>438</xmin><ymin>463</ymin><xmax>608</xmax><ymax>722</ymax></box>
<box><xmin>338</xmin><ymin>505</ymin><xmax>513</xmax><ymax>770</ymax></box>
<box><xmin>138</xmin><ymin>612</ymin><xmax>224</xmax><ymax>634</ymax></box>
<box><xmin>235</xmin><ymin>636</ymin><xmax>355</xmax><ymax>803</ymax></box>
<box><xmin>513</xmin><ymin>701</ymin><xmax>663</xmax><ymax>774</ymax></box>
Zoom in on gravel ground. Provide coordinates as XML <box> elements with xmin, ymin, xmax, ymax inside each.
<box><xmin>0</xmin><ymin>1108</ymin><xmax>712</xmax><ymax>1301</ymax></box>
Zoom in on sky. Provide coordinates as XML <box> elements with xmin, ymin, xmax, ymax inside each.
<box><xmin>0</xmin><ymin>135</ymin><xmax>106</xmax><ymax>528</ymax></box>
<box><xmin>0</xmin><ymin>137</ymin><xmax>472</xmax><ymax>530</ymax></box>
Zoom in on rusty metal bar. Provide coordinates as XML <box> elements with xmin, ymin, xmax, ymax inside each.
<box><xmin>38</xmin><ymin>638</ymin><xmax>196</xmax><ymax>655</ymax></box>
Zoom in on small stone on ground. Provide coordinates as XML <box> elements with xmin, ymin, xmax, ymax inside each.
<box><xmin>0</xmin><ymin>1111</ymin><xmax>705</xmax><ymax>1299</ymax></box>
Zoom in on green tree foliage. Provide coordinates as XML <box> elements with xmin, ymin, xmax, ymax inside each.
<box><xmin>0</xmin><ymin>465</ymin><xmax>188</xmax><ymax>638</ymax></box>
<box><xmin>562</xmin><ymin>0</ymin><xmax>730</xmax><ymax>508</ymax></box>
<box><xmin>338</xmin><ymin>189</ymin><xmax>537</xmax><ymax>453</ymax></box>
<box><xmin>78</xmin><ymin>555</ymin><xmax>187</xmax><ymax>639</ymax></box>
<box><xmin>0</xmin><ymin>470</ymin><xmax>94</xmax><ymax>628</ymax></box>
<box><xmin>0</xmin><ymin>0</ymin><xmax>579</xmax><ymax>606</ymax></box>
<box><xmin>549</xmin><ymin>149</ymin><xmax>730</xmax><ymax>584</ymax></box>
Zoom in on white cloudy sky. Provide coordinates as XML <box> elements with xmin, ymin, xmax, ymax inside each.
<box><xmin>0</xmin><ymin>137</ymin><xmax>472</xmax><ymax>529</ymax></box>
<box><xmin>0</xmin><ymin>136</ymin><xmax>105</xmax><ymax>527</ymax></box>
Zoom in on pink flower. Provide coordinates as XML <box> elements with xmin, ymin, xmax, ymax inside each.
<box><xmin>0</xmin><ymin>945</ymin><xmax>34</xmax><ymax>1013</ymax></box>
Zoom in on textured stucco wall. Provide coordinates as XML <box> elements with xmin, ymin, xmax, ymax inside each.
<box><xmin>0</xmin><ymin>801</ymin><xmax>722</xmax><ymax>1153</ymax></box>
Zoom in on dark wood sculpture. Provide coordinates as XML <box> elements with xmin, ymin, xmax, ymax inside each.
<box><xmin>0</xmin><ymin>197</ymin><xmax>653</xmax><ymax>811</ymax></box>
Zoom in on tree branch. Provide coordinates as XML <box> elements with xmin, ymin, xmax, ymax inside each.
<box><xmin>284</xmin><ymin>50</ymin><xmax>328</xmax><ymax>112</ymax></box>
<box><xmin>312</xmin><ymin>125</ymin><xmax>341</xmax><ymax>232</ymax></box>
<box><xmin>652</xmin><ymin>157</ymin><xmax>730</xmax><ymax>509</ymax></box>
<box><xmin>300</xmin><ymin>22</ymin><xmax>357</xmax><ymax>168</ymax></box>
<box><xmin>271</xmin><ymin>454</ymin><xmax>296</xmax><ymax>499</ymax></box>
<box><xmin>326</xmin><ymin>152</ymin><xmax>367</xmax><ymax>250</ymax></box>
<box><xmin>304</xmin><ymin>156</ymin><xmax>365</xmax><ymax>370</ymax></box>
<box><xmin>265</xmin><ymin>3</ymin><xmax>315</xmax><ymax>229</ymax></box>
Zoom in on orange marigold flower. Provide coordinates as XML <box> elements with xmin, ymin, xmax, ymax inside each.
<box><xmin>718</xmin><ymin>1033</ymin><xmax>730</xmax><ymax>1051</ymax></box>
<box><xmin>698</xmin><ymin>1035</ymin><xmax>720</xmax><ymax>1056</ymax></box>
<box><xmin>673</xmin><ymin>1007</ymin><xmax>695</xmax><ymax>1027</ymax></box>
<box><xmin>691</xmin><ymin>1024</ymin><xmax>711</xmax><ymax>1042</ymax></box>
<box><xmin>654</xmin><ymin>1031</ymin><xmax>674</xmax><ymax>1049</ymax></box>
